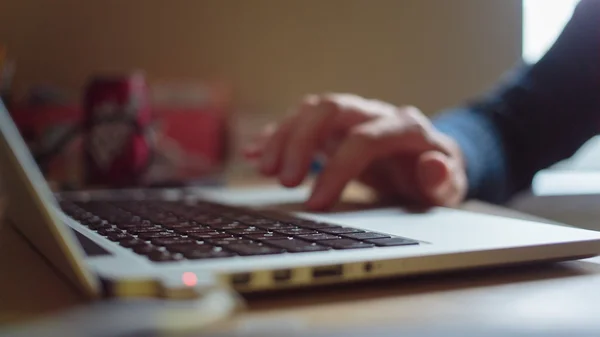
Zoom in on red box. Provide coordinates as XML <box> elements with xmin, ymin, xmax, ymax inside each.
<box><xmin>144</xmin><ymin>105</ymin><xmax>229</xmax><ymax>186</ymax></box>
<box><xmin>9</xmin><ymin>81</ymin><xmax>231</xmax><ymax>190</ymax></box>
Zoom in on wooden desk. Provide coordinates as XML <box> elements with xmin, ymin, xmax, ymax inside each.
<box><xmin>2</xmin><ymin>182</ymin><xmax>600</xmax><ymax>335</ymax></box>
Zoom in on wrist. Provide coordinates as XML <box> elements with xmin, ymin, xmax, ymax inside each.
<box><xmin>434</xmin><ymin>130</ymin><xmax>469</xmax><ymax>203</ymax></box>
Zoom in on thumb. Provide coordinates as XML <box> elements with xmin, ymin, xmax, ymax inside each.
<box><xmin>416</xmin><ymin>151</ymin><xmax>461</xmax><ymax>206</ymax></box>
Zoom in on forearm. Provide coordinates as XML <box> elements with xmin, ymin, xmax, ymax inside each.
<box><xmin>432</xmin><ymin>0</ymin><xmax>600</xmax><ymax>204</ymax></box>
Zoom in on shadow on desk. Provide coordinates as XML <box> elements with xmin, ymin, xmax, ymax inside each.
<box><xmin>0</xmin><ymin>223</ymin><xmax>85</xmax><ymax>324</ymax></box>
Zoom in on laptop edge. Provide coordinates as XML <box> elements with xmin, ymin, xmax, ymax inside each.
<box><xmin>0</xmin><ymin>101</ymin><xmax>100</xmax><ymax>298</ymax></box>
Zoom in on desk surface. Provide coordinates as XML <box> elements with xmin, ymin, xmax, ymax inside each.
<box><xmin>2</xmin><ymin>181</ymin><xmax>600</xmax><ymax>335</ymax></box>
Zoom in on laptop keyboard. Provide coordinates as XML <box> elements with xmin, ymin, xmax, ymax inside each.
<box><xmin>59</xmin><ymin>200</ymin><xmax>419</xmax><ymax>263</ymax></box>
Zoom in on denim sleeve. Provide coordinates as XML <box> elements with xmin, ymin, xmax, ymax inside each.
<box><xmin>432</xmin><ymin>0</ymin><xmax>600</xmax><ymax>204</ymax></box>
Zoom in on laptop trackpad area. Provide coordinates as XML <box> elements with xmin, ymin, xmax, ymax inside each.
<box><xmin>71</xmin><ymin>229</ymin><xmax>111</xmax><ymax>257</ymax></box>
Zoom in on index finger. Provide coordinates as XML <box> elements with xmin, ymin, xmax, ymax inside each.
<box><xmin>305</xmin><ymin>128</ymin><xmax>376</xmax><ymax>211</ymax></box>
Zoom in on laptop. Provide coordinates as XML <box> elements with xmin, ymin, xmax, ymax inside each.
<box><xmin>2</xmin><ymin>100</ymin><xmax>600</xmax><ymax>300</ymax></box>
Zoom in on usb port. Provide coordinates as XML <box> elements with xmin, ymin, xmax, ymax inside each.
<box><xmin>312</xmin><ymin>265</ymin><xmax>343</xmax><ymax>279</ymax></box>
<box><xmin>272</xmin><ymin>269</ymin><xmax>292</xmax><ymax>283</ymax></box>
<box><xmin>231</xmin><ymin>273</ymin><xmax>251</xmax><ymax>286</ymax></box>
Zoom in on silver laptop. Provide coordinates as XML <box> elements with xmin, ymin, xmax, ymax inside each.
<box><xmin>2</xmin><ymin>100</ymin><xmax>600</xmax><ymax>300</ymax></box>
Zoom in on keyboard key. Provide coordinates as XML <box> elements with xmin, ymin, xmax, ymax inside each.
<box><xmin>341</xmin><ymin>232</ymin><xmax>391</xmax><ymax>240</ymax></box>
<box><xmin>116</xmin><ymin>223</ymin><xmax>160</xmax><ymax>230</ymax></box>
<box><xmin>125</xmin><ymin>215</ymin><xmax>143</xmax><ymax>222</ymax></box>
<box><xmin>137</xmin><ymin>232</ymin><xmax>178</xmax><ymax>240</ymax></box>
<box><xmin>183</xmin><ymin>250</ymin><xmax>236</xmax><ymax>260</ymax></box>
<box><xmin>87</xmin><ymin>223</ymin><xmax>113</xmax><ymax>230</ymax></box>
<box><xmin>266</xmin><ymin>239</ymin><xmax>330</xmax><ymax>253</ymax></box>
<box><xmin>365</xmin><ymin>237</ymin><xmax>419</xmax><ymax>247</ymax></box>
<box><xmin>208</xmin><ymin>223</ymin><xmax>249</xmax><ymax>230</ymax></box>
<box><xmin>147</xmin><ymin>251</ymin><xmax>182</xmax><ymax>262</ymax></box>
<box><xmin>167</xmin><ymin>244</ymin><xmax>214</xmax><ymax>254</ymax></box>
<box><xmin>202</xmin><ymin>218</ymin><xmax>235</xmax><ymax>226</ymax></box>
<box><xmin>133</xmin><ymin>245</ymin><xmax>160</xmax><ymax>254</ymax></box>
<box><xmin>83</xmin><ymin>216</ymin><xmax>103</xmax><ymax>225</ymax></box>
<box><xmin>153</xmin><ymin>212</ymin><xmax>172</xmax><ymax>219</ymax></box>
<box><xmin>297</xmin><ymin>233</ymin><xmax>341</xmax><ymax>241</ymax></box>
<box><xmin>208</xmin><ymin>238</ymin><xmax>254</xmax><ymax>246</ymax></box>
<box><xmin>189</xmin><ymin>232</ymin><xmax>233</xmax><ymax>240</ymax></box>
<box><xmin>97</xmin><ymin>228</ymin><xmax>123</xmax><ymax>236</ymax></box>
<box><xmin>162</xmin><ymin>223</ymin><xmax>203</xmax><ymax>230</ymax></box>
<box><xmin>151</xmin><ymin>237</ymin><xmax>197</xmax><ymax>246</ymax></box>
<box><xmin>252</xmin><ymin>223</ymin><xmax>297</xmax><ymax>230</ymax></box>
<box><xmin>225</xmin><ymin>243</ymin><xmax>285</xmax><ymax>256</ymax></box>
<box><xmin>318</xmin><ymin>239</ymin><xmax>374</xmax><ymax>249</ymax></box>
<box><xmin>88</xmin><ymin>217</ymin><xmax>106</xmax><ymax>225</ymax></box>
<box><xmin>119</xmin><ymin>238</ymin><xmax>148</xmax><ymax>248</ymax></box>
<box><xmin>173</xmin><ymin>227</ymin><xmax>217</xmax><ymax>235</ymax></box>
<box><xmin>294</xmin><ymin>221</ymin><xmax>341</xmax><ymax>230</ymax></box>
<box><xmin>110</xmin><ymin>217</ymin><xmax>135</xmax><ymax>225</ymax></box>
<box><xmin>152</xmin><ymin>217</ymin><xmax>179</xmax><ymax>224</ymax></box>
<box><xmin>219</xmin><ymin>211</ymin><xmax>243</xmax><ymax>218</ymax></box>
<box><xmin>191</xmin><ymin>214</ymin><xmax>216</xmax><ymax>222</ymax></box>
<box><xmin>245</xmin><ymin>233</ymin><xmax>289</xmax><ymax>241</ymax></box>
<box><xmin>227</xmin><ymin>228</ymin><xmax>269</xmax><ymax>235</ymax></box>
<box><xmin>232</xmin><ymin>215</ymin><xmax>260</xmax><ymax>222</ymax></box>
<box><xmin>238</xmin><ymin>218</ymin><xmax>278</xmax><ymax>226</ymax></box>
<box><xmin>107</xmin><ymin>233</ymin><xmax>134</xmax><ymax>242</ymax></box>
<box><xmin>319</xmin><ymin>227</ymin><xmax>365</xmax><ymax>235</ymax></box>
<box><xmin>274</xmin><ymin>228</ymin><xmax>319</xmax><ymax>236</ymax></box>
<box><xmin>75</xmin><ymin>212</ymin><xmax>94</xmax><ymax>220</ymax></box>
<box><xmin>127</xmin><ymin>227</ymin><xmax>164</xmax><ymax>235</ymax></box>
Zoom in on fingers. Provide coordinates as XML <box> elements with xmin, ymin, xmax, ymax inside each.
<box><xmin>306</xmin><ymin>126</ymin><xmax>377</xmax><ymax>210</ymax></box>
<box><xmin>305</xmin><ymin>114</ymin><xmax>460</xmax><ymax>211</ymax></box>
<box><xmin>243</xmin><ymin>123</ymin><xmax>276</xmax><ymax>160</ymax></box>
<box><xmin>305</xmin><ymin>116</ymin><xmax>398</xmax><ymax>210</ymax></box>
<box><xmin>246</xmin><ymin>94</ymin><xmax>468</xmax><ymax>210</ymax></box>
<box><xmin>278</xmin><ymin>96</ymin><xmax>338</xmax><ymax>187</ymax></box>
<box><xmin>416</xmin><ymin>151</ymin><xmax>453</xmax><ymax>205</ymax></box>
<box><xmin>351</xmin><ymin>113</ymin><xmax>449</xmax><ymax>157</ymax></box>
<box><xmin>253</xmin><ymin>94</ymin><xmax>371</xmax><ymax>186</ymax></box>
<box><xmin>249</xmin><ymin>94</ymin><xmax>383</xmax><ymax>181</ymax></box>
<box><xmin>416</xmin><ymin>151</ymin><xmax>466</xmax><ymax>207</ymax></box>
<box><xmin>259</xmin><ymin>117</ymin><xmax>296</xmax><ymax>176</ymax></box>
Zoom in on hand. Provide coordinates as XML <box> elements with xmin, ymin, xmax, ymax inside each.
<box><xmin>243</xmin><ymin>94</ymin><xmax>468</xmax><ymax>211</ymax></box>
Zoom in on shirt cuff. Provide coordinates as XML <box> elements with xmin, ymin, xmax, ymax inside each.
<box><xmin>432</xmin><ymin>108</ymin><xmax>510</xmax><ymax>204</ymax></box>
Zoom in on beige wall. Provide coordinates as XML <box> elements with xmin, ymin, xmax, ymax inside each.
<box><xmin>1</xmin><ymin>0</ymin><xmax>522</xmax><ymax>115</ymax></box>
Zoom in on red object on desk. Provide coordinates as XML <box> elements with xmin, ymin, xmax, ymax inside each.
<box><xmin>153</xmin><ymin>106</ymin><xmax>227</xmax><ymax>170</ymax></box>
<box><xmin>8</xmin><ymin>80</ymin><xmax>230</xmax><ymax>189</ymax></box>
<box><xmin>82</xmin><ymin>74</ymin><xmax>153</xmax><ymax>187</ymax></box>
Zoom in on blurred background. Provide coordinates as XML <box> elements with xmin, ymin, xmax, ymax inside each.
<box><xmin>0</xmin><ymin>0</ymin><xmax>582</xmax><ymax>193</ymax></box>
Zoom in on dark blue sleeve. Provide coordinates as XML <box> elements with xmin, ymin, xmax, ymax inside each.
<box><xmin>432</xmin><ymin>0</ymin><xmax>600</xmax><ymax>204</ymax></box>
